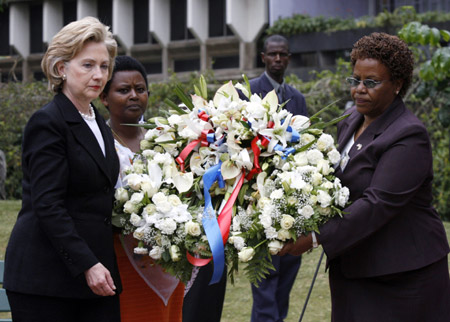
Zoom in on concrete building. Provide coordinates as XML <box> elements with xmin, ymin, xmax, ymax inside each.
<box><xmin>0</xmin><ymin>0</ymin><xmax>449</xmax><ymax>83</ymax></box>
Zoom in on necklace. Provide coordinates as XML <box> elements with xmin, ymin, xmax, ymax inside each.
<box><xmin>110</xmin><ymin>126</ymin><xmax>144</xmax><ymax>153</ymax></box>
<box><xmin>79</xmin><ymin>104</ymin><xmax>95</xmax><ymax>121</ymax></box>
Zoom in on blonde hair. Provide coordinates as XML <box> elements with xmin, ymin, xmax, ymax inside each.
<box><xmin>41</xmin><ymin>16</ymin><xmax>117</xmax><ymax>92</ymax></box>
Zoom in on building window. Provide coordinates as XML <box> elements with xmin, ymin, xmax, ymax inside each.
<box><xmin>212</xmin><ymin>56</ymin><xmax>239</xmax><ymax>69</ymax></box>
<box><xmin>174</xmin><ymin>58</ymin><xmax>200</xmax><ymax>72</ymax></box>
<box><xmin>0</xmin><ymin>6</ymin><xmax>10</xmax><ymax>55</ymax></box>
<box><xmin>98</xmin><ymin>0</ymin><xmax>113</xmax><ymax>30</ymax></box>
<box><xmin>170</xmin><ymin>0</ymin><xmax>194</xmax><ymax>41</ymax></box>
<box><xmin>208</xmin><ymin>0</ymin><xmax>234</xmax><ymax>37</ymax></box>
<box><xmin>30</xmin><ymin>3</ymin><xmax>43</xmax><ymax>53</ymax></box>
<box><xmin>376</xmin><ymin>0</ymin><xmax>450</xmax><ymax>13</ymax></box>
<box><xmin>63</xmin><ymin>0</ymin><xmax>77</xmax><ymax>26</ymax></box>
<box><xmin>134</xmin><ymin>0</ymin><xmax>149</xmax><ymax>43</ymax></box>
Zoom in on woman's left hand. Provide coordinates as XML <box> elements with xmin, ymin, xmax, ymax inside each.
<box><xmin>279</xmin><ymin>234</ymin><xmax>314</xmax><ymax>256</ymax></box>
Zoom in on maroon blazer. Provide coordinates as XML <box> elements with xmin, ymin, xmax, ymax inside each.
<box><xmin>319</xmin><ymin>97</ymin><xmax>449</xmax><ymax>278</ymax></box>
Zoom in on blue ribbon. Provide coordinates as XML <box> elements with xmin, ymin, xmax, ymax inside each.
<box><xmin>202</xmin><ymin>161</ymin><xmax>225</xmax><ymax>284</ymax></box>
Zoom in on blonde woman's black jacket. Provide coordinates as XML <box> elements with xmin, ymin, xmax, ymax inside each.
<box><xmin>4</xmin><ymin>92</ymin><xmax>122</xmax><ymax>298</ymax></box>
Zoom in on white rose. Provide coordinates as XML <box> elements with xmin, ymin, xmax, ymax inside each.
<box><xmin>140</xmin><ymin>140</ymin><xmax>152</xmax><ymax>150</ymax></box>
<box><xmin>306</xmin><ymin>149</ymin><xmax>324</xmax><ymax>165</ymax></box>
<box><xmin>152</xmin><ymin>192</ymin><xmax>167</xmax><ymax>205</ymax></box>
<box><xmin>327</xmin><ymin>149</ymin><xmax>341</xmax><ymax>165</ymax></box>
<box><xmin>140</xmin><ymin>181</ymin><xmax>158</xmax><ymax>198</ymax></box>
<box><xmin>309</xmin><ymin>195</ymin><xmax>318</xmax><ymax>205</ymax></box>
<box><xmin>312</xmin><ymin>172</ymin><xmax>323</xmax><ymax>186</ymax></box>
<box><xmin>316</xmin><ymin>133</ymin><xmax>334</xmax><ymax>152</ymax></box>
<box><xmin>132</xmin><ymin>160</ymin><xmax>145</xmax><ymax>174</ymax></box>
<box><xmin>130</xmin><ymin>192</ymin><xmax>144</xmax><ymax>204</ymax></box>
<box><xmin>277</xmin><ymin>229</ymin><xmax>291</xmax><ymax>241</ymax></box>
<box><xmin>299</xmin><ymin>205</ymin><xmax>314</xmax><ymax>219</ymax></box>
<box><xmin>318</xmin><ymin>206</ymin><xmax>332</xmax><ymax>215</ymax></box>
<box><xmin>168</xmin><ymin>114</ymin><xmax>183</xmax><ymax>127</ymax></box>
<box><xmin>257</xmin><ymin>197</ymin><xmax>271</xmax><ymax>209</ymax></box>
<box><xmin>142</xmin><ymin>149</ymin><xmax>156</xmax><ymax>159</ymax></box>
<box><xmin>293</xmin><ymin>152</ymin><xmax>308</xmax><ymax>166</ymax></box>
<box><xmin>321</xmin><ymin>180</ymin><xmax>334</xmax><ymax>190</ymax></box>
<box><xmin>125</xmin><ymin>173</ymin><xmax>142</xmax><ymax>191</ymax></box>
<box><xmin>157</xmin><ymin>201</ymin><xmax>172</xmax><ymax>214</ymax></box>
<box><xmin>317</xmin><ymin>190</ymin><xmax>332</xmax><ymax>208</ymax></box>
<box><xmin>317</xmin><ymin>159</ymin><xmax>333</xmax><ymax>175</ymax></box>
<box><xmin>270</xmin><ymin>189</ymin><xmax>284</xmax><ymax>200</ymax></box>
<box><xmin>287</xmin><ymin>196</ymin><xmax>297</xmax><ymax>206</ymax></box>
<box><xmin>168</xmin><ymin>195</ymin><xmax>182</xmax><ymax>207</ymax></box>
<box><xmin>169</xmin><ymin>245</ymin><xmax>181</xmax><ymax>262</ymax></box>
<box><xmin>133</xmin><ymin>228</ymin><xmax>145</xmax><ymax>240</ymax></box>
<box><xmin>123</xmin><ymin>200</ymin><xmax>139</xmax><ymax>214</ymax></box>
<box><xmin>300</xmin><ymin>133</ymin><xmax>315</xmax><ymax>145</ymax></box>
<box><xmin>185</xmin><ymin>221</ymin><xmax>201</xmax><ymax>236</ymax></box>
<box><xmin>268</xmin><ymin>240</ymin><xmax>284</xmax><ymax>255</ymax></box>
<box><xmin>144</xmin><ymin>204</ymin><xmax>157</xmax><ymax>215</ymax></box>
<box><xmin>156</xmin><ymin>218</ymin><xmax>177</xmax><ymax>235</ymax></box>
<box><xmin>115</xmin><ymin>187</ymin><xmax>129</xmax><ymax>202</ymax></box>
<box><xmin>302</xmin><ymin>184</ymin><xmax>313</xmax><ymax>194</ymax></box>
<box><xmin>149</xmin><ymin>246</ymin><xmax>163</xmax><ymax>260</ymax></box>
<box><xmin>280</xmin><ymin>215</ymin><xmax>295</xmax><ymax>229</ymax></box>
<box><xmin>238</xmin><ymin>247</ymin><xmax>255</xmax><ymax>262</ymax></box>
<box><xmin>130</xmin><ymin>213</ymin><xmax>143</xmax><ymax>227</ymax></box>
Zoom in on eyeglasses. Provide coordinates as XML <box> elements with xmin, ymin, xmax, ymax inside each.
<box><xmin>265</xmin><ymin>52</ymin><xmax>290</xmax><ymax>58</ymax></box>
<box><xmin>346</xmin><ymin>77</ymin><xmax>382</xmax><ymax>89</ymax></box>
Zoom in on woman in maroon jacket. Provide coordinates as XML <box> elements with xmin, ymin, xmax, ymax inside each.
<box><xmin>281</xmin><ymin>33</ymin><xmax>450</xmax><ymax>321</ymax></box>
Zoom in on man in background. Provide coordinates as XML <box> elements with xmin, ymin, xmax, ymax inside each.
<box><xmin>248</xmin><ymin>34</ymin><xmax>307</xmax><ymax>322</ymax></box>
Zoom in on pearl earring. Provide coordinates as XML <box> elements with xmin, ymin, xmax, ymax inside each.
<box><xmin>62</xmin><ymin>74</ymin><xmax>67</xmax><ymax>81</ymax></box>
<box><xmin>396</xmin><ymin>90</ymin><xmax>399</xmax><ymax>95</ymax></box>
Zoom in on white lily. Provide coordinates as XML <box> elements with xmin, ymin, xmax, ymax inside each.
<box><xmin>221</xmin><ymin>160</ymin><xmax>241</xmax><ymax>180</ymax></box>
<box><xmin>262</xmin><ymin>90</ymin><xmax>278</xmax><ymax>114</ymax></box>
<box><xmin>213</xmin><ymin>81</ymin><xmax>239</xmax><ymax>107</ymax></box>
<box><xmin>173</xmin><ymin>171</ymin><xmax>194</xmax><ymax>193</ymax></box>
<box><xmin>256</xmin><ymin>172</ymin><xmax>268</xmax><ymax>198</ymax></box>
<box><xmin>259</xmin><ymin>111</ymin><xmax>292</xmax><ymax>151</ymax></box>
<box><xmin>290</xmin><ymin>115</ymin><xmax>311</xmax><ymax>131</ymax></box>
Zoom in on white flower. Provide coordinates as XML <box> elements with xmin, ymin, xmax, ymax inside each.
<box><xmin>173</xmin><ymin>171</ymin><xmax>194</xmax><ymax>193</ymax></box>
<box><xmin>123</xmin><ymin>200</ymin><xmax>139</xmax><ymax>214</ymax></box>
<box><xmin>232</xmin><ymin>236</ymin><xmax>246</xmax><ymax>251</ymax></box>
<box><xmin>336</xmin><ymin>187</ymin><xmax>350</xmax><ymax>207</ymax></box>
<box><xmin>152</xmin><ymin>192</ymin><xmax>167</xmax><ymax>205</ymax></box>
<box><xmin>130</xmin><ymin>213</ymin><xmax>143</xmax><ymax>227</ymax></box>
<box><xmin>316</xmin><ymin>133</ymin><xmax>334</xmax><ymax>152</ymax></box>
<box><xmin>280</xmin><ymin>215</ymin><xmax>295</xmax><ymax>229</ymax></box>
<box><xmin>300</xmin><ymin>133</ymin><xmax>315</xmax><ymax>145</ymax></box>
<box><xmin>317</xmin><ymin>190</ymin><xmax>332</xmax><ymax>208</ymax></box>
<box><xmin>115</xmin><ymin>187</ymin><xmax>129</xmax><ymax>202</ymax></box>
<box><xmin>167</xmin><ymin>114</ymin><xmax>183</xmax><ymax>127</ymax></box>
<box><xmin>156</xmin><ymin>218</ymin><xmax>177</xmax><ymax>235</ymax></box>
<box><xmin>311</xmin><ymin>172</ymin><xmax>323</xmax><ymax>186</ymax></box>
<box><xmin>270</xmin><ymin>189</ymin><xmax>284</xmax><ymax>199</ymax></box>
<box><xmin>144</xmin><ymin>204</ymin><xmax>157</xmax><ymax>215</ymax></box>
<box><xmin>140</xmin><ymin>181</ymin><xmax>159</xmax><ymax>198</ymax></box>
<box><xmin>149</xmin><ymin>246</ymin><xmax>163</xmax><ymax>260</ymax></box>
<box><xmin>264</xmin><ymin>227</ymin><xmax>278</xmax><ymax>239</ymax></box>
<box><xmin>125</xmin><ymin>173</ymin><xmax>142</xmax><ymax>190</ymax></box>
<box><xmin>268</xmin><ymin>240</ymin><xmax>284</xmax><ymax>255</ymax></box>
<box><xmin>299</xmin><ymin>205</ymin><xmax>314</xmax><ymax>219</ymax></box>
<box><xmin>130</xmin><ymin>192</ymin><xmax>144</xmax><ymax>204</ymax></box>
<box><xmin>185</xmin><ymin>221</ymin><xmax>201</xmax><ymax>236</ymax></box>
<box><xmin>132</xmin><ymin>160</ymin><xmax>145</xmax><ymax>174</ymax></box>
<box><xmin>213</xmin><ymin>81</ymin><xmax>239</xmax><ymax>106</ymax></box>
<box><xmin>133</xmin><ymin>227</ymin><xmax>146</xmax><ymax>240</ymax></box>
<box><xmin>290</xmin><ymin>115</ymin><xmax>311</xmax><ymax>131</ymax></box>
<box><xmin>306</xmin><ymin>149</ymin><xmax>324</xmax><ymax>165</ymax></box>
<box><xmin>293</xmin><ymin>152</ymin><xmax>308</xmax><ymax>166</ymax></box>
<box><xmin>169</xmin><ymin>245</ymin><xmax>181</xmax><ymax>262</ymax></box>
<box><xmin>328</xmin><ymin>149</ymin><xmax>341</xmax><ymax>165</ymax></box>
<box><xmin>259</xmin><ymin>214</ymin><xmax>272</xmax><ymax>228</ymax></box>
<box><xmin>134</xmin><ymin>247</ymin><xmax>148</xmax><ymax>255</ymax></box>
<box><xmin>317</xmin><ymin>159</ymin><xmax>333</xmax><ymax>175</ymax></box>
<box><xmin>221</xmin><ymin>160</ymin><xmax>241</xmax><ymax>180</ymax></box>
<box><xmin>234</xmin><ymin>82</ymin><xmax>249</xmax><ymax>98</ymax></box>
<box><xmin>168</xmin><ymin>195</ymin><xmax>182</xmax><ymax>207</ymax></box>
<box><xmin>277</xmin><ymin>229</ymin><xmax>291</xmax><ymax>241</ymax></box>
<box><xmin>238</xmin><ymin>247</ymin><xmax>255</xmax><ymax>262</ymax></box>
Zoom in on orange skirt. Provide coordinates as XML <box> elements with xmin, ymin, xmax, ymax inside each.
<box><xmin>114</xmin><ymin>234</ymin><xmax>184</xmax><ymax>322</ymax></box>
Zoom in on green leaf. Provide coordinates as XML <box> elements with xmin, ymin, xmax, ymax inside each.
<box><xmin>174</xmin><ymin>85</ymin><xmax>194</xmax><ymax>110</ymax></box>
<box><xmin>199</xmin><ymin>75</ymin><xmax>208</xmax><ymax>99</ymax></box>
<box><xmin>164</xmin><ymin>98</ymin><xmax>188</xmax><ymax>114</ymax></box>
<box><xmin>440</xmin><ymin>30</ymin><xmax>450</xmax><ymax>42</ymax></box>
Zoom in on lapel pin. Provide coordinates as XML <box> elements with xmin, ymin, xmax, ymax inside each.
<box><xmin>356</xmin><ymin>143</ymin><xmax>362</xmax><ymax>150</ymax></box>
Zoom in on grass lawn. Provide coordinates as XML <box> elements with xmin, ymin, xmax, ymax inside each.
<box><xmin>1</xmin><ymin>200</ymin><xmax>450</xmax><ymax>321</ymax></box>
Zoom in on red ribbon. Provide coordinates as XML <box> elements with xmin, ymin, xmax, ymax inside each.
<box><xmin>187</xmin><ymin>170</ymin><xmax>245</xmax><ymax>267</ymax></box>
<box><xmin>176</xmin><ymin>129</ymin><xmax>213</xmax><ymax>172</ymax></box>
<box><xmin>198</xmin><ymin>111</ymin><xmax>210</xmax><ymax>122</ymax></box>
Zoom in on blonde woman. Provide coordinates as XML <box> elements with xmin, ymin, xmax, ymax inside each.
<box><xmin>3</xmin><ymin>17</ymin><xmax>121</xmax><ymax>322</ymax></box>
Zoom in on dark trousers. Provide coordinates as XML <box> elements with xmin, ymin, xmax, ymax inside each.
<box><xmin>329</xmin><ymin>256</ymin><xmax>450</xmax><ymax>322</ymax></box>
<box><xmin>182</xmin><ymin>262</ymin><xmax>227</xmax><ymax>322</ymax></box>
<box><xmin>251</xmin><ymin>254</ymin><xmax>302</xmax><ymax>322</ymax></box>
<box><xmin>6</xmin><ymin>290</ymin><xmax>120</xmax><ymax>322</ymax></box>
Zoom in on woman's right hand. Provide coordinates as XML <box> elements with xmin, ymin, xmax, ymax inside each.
<box><xmin>84</xmin><ymin>263</ymin><xmax>117</xmax><ymax>296</ymax></box>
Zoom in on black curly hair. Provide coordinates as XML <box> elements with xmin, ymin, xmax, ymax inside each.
<box><xmin>102</xmin><ymin>55</ymin><xmax>148</xmax><ymax>94</ymax></box>
<box><xmin>350</xmin><ymin>32</ymin><xmax>414</xmax><ymax>97</ymax></box>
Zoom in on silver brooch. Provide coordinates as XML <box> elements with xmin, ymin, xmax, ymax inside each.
<box><xmin>356</xmin><ymin>143</ymin><xmax>362</xmax><ymax>150</ymax></box>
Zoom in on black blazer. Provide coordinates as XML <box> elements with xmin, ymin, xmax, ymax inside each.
<box><xmin>319</xmin><ymin>97</ymin><xmax>449</xmax><ymax>278</ymax></box>
<box><xmin>4</xmin><ymin>93</ymin><xmax>121</xmax><ymax>298</ymax></box>
<box><xmin>248</xmin><ymin>73</ymin><xmax>308</xmax><ymax>116</ymax></box>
